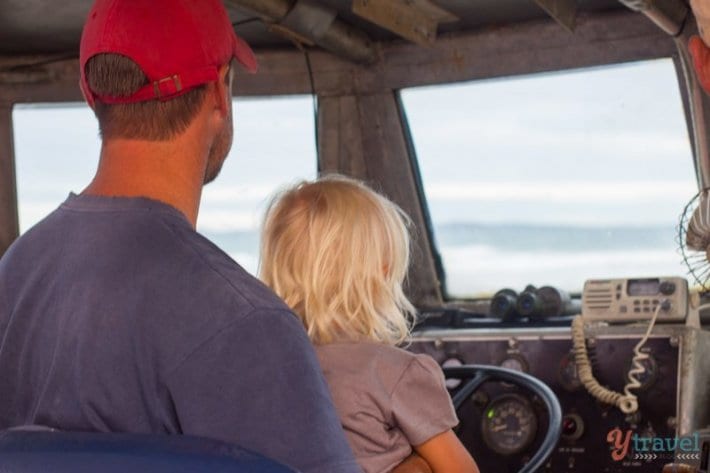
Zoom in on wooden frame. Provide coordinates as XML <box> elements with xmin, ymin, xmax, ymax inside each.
<box><xmin>0</xmin><ymin>104</ymin><xmax>19</xmax><ymax>256</ymax></box>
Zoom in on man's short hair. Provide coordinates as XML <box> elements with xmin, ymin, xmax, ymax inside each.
<box><xmin>85</xmin><ymin>54</ymin><xmax>207</xmax><ymax>141</ymax></box>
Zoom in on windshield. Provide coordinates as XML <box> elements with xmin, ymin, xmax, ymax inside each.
<box><xmin>401</xmin><ymin>58</ymin><xmax>696</xmax><ymax>298</ymax></box>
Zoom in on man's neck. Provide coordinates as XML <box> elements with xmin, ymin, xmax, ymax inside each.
<box><xmin>83</xmin><ymin>136</ymin><xmax>208</xmax><ymax>228</ymax></box>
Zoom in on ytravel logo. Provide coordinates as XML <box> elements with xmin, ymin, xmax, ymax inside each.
<box><xmin>606</xmin><ymin>428</ymin><xmax>701</xmax><ymax>461</ymax></box>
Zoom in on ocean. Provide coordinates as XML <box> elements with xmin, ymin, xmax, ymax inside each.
<box><xmin>204</xmin><ymin>222</ymin><xmax>686</xmax><ymax>298</ymax></box>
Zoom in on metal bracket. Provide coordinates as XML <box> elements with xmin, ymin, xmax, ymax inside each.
<box><xmin>618</xmin><ymin>0</ymin><xmax>689</xmax><ymax>36</ymax></box>
<box><xmin>280</xmin><ymin>0</ymin><xmax>337</xmax><ymax>41</ymax></box>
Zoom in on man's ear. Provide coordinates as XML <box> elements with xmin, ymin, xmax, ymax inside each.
<box><xmin>212</xmin><ymin>63</ymin><xmax>232</xmax><ymax>117</ymax></box>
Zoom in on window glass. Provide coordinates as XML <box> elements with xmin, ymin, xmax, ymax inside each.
<box><xmin>401</xmin><ymin>59</ymin><xmax>696</xmax><ymax>297</ymax></box>
<box><xmin>13</xmin><ymin>104</ymin><xmax>100</xmax><ymax>231</ymax></box>
<box><xmin>199</xmin><ymin>97</ymin><xmax>317</xmax><ymax>273</ymax></box>
<box><xmin>13</xmin><ymin>96</ymin><xmax>317</xmax><ymax>275</ymax></box>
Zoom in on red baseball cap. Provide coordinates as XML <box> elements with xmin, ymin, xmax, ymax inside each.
<box><xmin>80</xmin><ymin>0</ymin><xmax>257</xmax><ymax>106</ymax></box>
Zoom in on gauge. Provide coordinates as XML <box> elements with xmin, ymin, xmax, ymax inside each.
<box><xmin>442</xmin><ymin>358</ymin><xmax>464</xmax><ymax>389</ymax></box>
<box><xmin>500</xmin><ymin>354</ymin><xmax>528</xmax><ymax>388</ymax></box>
<box><xmin>558</xmin><ymin>351</ymin><xmax>582</xmax><ymax>392</ymax></box>
<box><xmin>500</xmin><ymin>354</ymin><xmax>528</xmax><ymax>373</ymax></box>
<box><xmin>561</xmin><ymin>413</ymin><xmax>585</xmax><ymax>441</ymax></box>
<box><xmin>626</xmin><ymin>354</ymin><xmax>658</xmax><ymax>390</ymax></box>
<box><xmin>481</xmin><ymin>394</ymin><xmax>538</xmax><ymax>455</ymax></box>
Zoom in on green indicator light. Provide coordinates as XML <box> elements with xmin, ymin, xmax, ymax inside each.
<box><xmin>487</xmin><ymin>409</ymin><xmax>495</xmax><ymax>419</ymax></box>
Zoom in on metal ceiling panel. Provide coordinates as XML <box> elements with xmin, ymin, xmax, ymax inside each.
<box><xmin>0</xmin><ymin>0</ymin><xmax>628</xmax><ymax>56</ymax></box>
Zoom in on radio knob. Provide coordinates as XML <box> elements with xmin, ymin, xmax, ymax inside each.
<box><xmin>659</xmin><ymin>281</ymin><xmax>676</xmax><ymax>295</ymax></box>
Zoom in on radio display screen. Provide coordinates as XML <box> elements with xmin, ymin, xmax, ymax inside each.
<box><xmin>627</xmin><ymin>279</ymin><xmax>660</xmax><ymax>296</ymax></box>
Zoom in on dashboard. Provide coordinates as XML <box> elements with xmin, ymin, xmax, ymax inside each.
<box><xmin>409</xmin><ymin>324</ymin><xmax>710</xmax><ymax>472</ymax></box>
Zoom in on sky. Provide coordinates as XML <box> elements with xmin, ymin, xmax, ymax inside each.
<box><xmin>402</xmin><ymin>58</ymin><xmax>696</xmax><ymax>226</ymax></box>
<box><xmin>11</xmin><ymin>58</ymin><xmax>699</xmax><ymax>296</ymax></box>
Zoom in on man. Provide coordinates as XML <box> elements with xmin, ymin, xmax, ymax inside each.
<box><xmin>0</xmin><ymin>1</ymin><xmax>360</xmax><ymax>472</ymax></box>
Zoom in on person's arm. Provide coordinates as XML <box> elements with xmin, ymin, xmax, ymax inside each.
<box><xmin>414</xmin><ymin>430</ymin><xmax>479</xmax><ymax>473</ymax></box>
<box><xmin>390</xmin><ymin>354</ymin><xmax>479</xmax><ymax>473</ymax></box>
<box><xmin>165</xmin><ymin>308</ymin><xmax>360</xmax><ymax>473</ymax></box>
<box><xmin>391</xmin><ymin>453</ymin><xmax>433</xmax><ymax>473</ymax></box>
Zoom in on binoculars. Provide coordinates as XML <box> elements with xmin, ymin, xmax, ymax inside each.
<box><xmin>490</xmin><ymin>285</ymin><xmax>581</xmax><ymax>320</ymax></box>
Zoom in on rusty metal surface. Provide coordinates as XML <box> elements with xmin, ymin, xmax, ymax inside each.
<box><xmin>351</xmin><ymin>0</ymin><xmax>458</xmax><ymax>46</ymax></box>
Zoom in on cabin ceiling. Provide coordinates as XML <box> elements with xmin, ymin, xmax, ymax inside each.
<box><xmin>0</xmin><ymin>0</ymin><xmax>624</xmax><ymax>57</ymax></box>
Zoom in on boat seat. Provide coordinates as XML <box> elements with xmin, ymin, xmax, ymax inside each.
<box><xmin>0</xmin><ymin>428</ymin><xmax>296</xmax><ymax>473</ymax></box>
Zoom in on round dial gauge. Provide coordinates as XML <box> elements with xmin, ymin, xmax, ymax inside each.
<box><xmin>500</xmin><ymin>355</ymin><xmax>528</xmax><ymax>373</ymax></box>
<box><xmin>482</xmin><ymin>394</ymin><xmax>538</xmax><ymax>455</ymax></box>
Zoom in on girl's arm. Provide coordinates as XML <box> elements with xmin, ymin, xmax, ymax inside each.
<box><xmin>414</xmin><ymin>430</ymin><xmax>480</xmax><ymax>473</ymax></box>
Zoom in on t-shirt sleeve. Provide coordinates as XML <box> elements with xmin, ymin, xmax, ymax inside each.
<box><xmin>165</xmin><ymin>308</ymin><xmax>361</xmax><ymax>473</ymax></box>
<box><xmin>390</xmin><ymin>353</ymin><xmax>459</xmax><ymax>447</ymax></box>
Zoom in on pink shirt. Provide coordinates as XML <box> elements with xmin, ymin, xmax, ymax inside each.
<box><xmin>315</xmin><ymin>341</ymin><xmax>458</xmax><ymax>473</ymax></box>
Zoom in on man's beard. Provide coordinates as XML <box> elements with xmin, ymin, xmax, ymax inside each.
<box><xmin>204</xmin><ymin>113</ymin><xmax>233</xmax><ymax>185</ymax></box>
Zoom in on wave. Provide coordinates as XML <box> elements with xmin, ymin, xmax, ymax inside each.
<box><xmin>440</xmin><ymin>244</ymin><xmax>684</xmax><ymax>296</ymax></box>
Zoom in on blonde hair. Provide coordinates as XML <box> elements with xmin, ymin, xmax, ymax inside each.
<box><xmin>260</xmin><ymin>175</ymin><xmax>416</xmax><ymax>345</ymax></box>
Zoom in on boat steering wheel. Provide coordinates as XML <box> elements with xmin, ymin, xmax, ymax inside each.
<box><xmin>442</xmin><ymin>365</ymin><xmax>562</xmax><ymax>473</ymax></box>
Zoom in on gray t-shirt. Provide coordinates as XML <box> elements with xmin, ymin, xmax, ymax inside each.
<box><xmin>0</xmin><ymin>193</ymin><xmax>360</xmax><ymax>473</ymax></box>
<box><xmin>316</xmin><ymin>341</ymin><xmax>458</xmax><ymax>473</ymax></box>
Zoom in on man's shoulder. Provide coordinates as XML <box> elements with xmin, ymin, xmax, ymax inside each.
<box><xmin>168</xmin><ymin>222</ymin><xmax>289</xmax><ymax>312</ymax></box>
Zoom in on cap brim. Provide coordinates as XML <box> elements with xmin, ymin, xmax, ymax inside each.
<box><xmin>233</xmin><ymin>33</ymin><xmax>258</xmax><ymax>73</ymax></box>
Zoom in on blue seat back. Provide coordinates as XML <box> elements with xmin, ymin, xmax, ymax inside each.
<box><xmin>0</xmin><ymin>430</ymin><xmax>298</xmax><ymax>473</ymax></box>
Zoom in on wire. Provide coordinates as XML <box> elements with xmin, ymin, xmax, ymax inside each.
<box><xmin>303</xmin><ymin>49</ymin><xmax>319</xmax><ymax>168</ymax></box>
<box><xmin>0</xmin><ymin>53</ymin><xmax>76</xmax><ymax>73</ymax></box>
<box><xmin>229</xmin><ymin>14</ymin><xmax>321</xmax><ymax>168</ymax></box>
<box><xmin>231</xmin><ymin>17</ymin><xmax>262</xmax><ymax>28</ymax></box>
<box><xmin>571</xmin><ymin>304</ymin><xmax>663</xmax><ymax>415</ymax></box>
<box><xmin>622</xmin><ymin>303</ymin><xmax>662</xmax><ymax>407</ymax></box>
<box><xmin>572</xmin><ymin>316</ymin><xmax>638</xmax><ymax>414</ymax></box>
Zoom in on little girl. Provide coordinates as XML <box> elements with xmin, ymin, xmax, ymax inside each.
<box><xmin>260</xmin><ymin>175</ymin><xmax>478</xmax><ymax>473</ymax></box>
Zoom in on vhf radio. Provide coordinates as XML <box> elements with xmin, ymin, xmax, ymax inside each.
<box><xmin>582</xmin><ymin>276</ymin><xmax>688</xmax><ymax>323</ymax></box>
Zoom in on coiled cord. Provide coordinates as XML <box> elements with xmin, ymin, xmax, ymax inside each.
<box><xmin>571</xmin><ymin>316</ymin><xmax>638</xmax><ymax>413</ymax></box>
<box><xmin>571</xmin><ymin>304</ymin><xmax>663</xmax><ymax>414</ymax></box>
<box><xmin>623</xmin><ymin>303</ymin><xmax>662</xmax><ymax>402</ymax></box>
